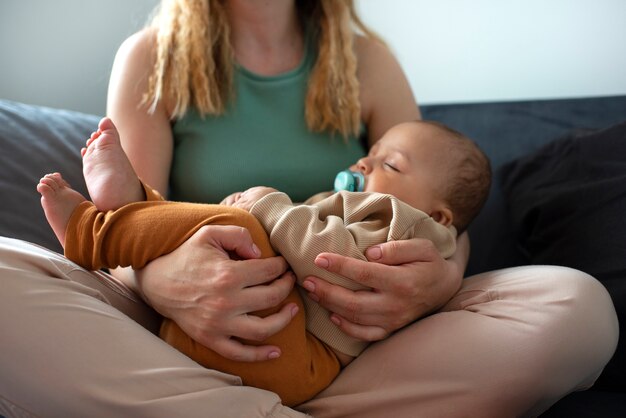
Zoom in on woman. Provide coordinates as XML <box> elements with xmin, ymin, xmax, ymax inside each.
<box><xmin>0</xmin><ymin>0</ymin><xmax>617</xmax><ymax>417</ymax></box>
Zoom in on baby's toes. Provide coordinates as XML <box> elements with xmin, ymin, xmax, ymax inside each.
<box><xmin>98</xmin><ymin>117</ymin><xmax>117</xmax><ymax>133</ymax></box>
<box><xmin>38</xmin><ymin>175</ymin><xmax>58</xmax><ymax>194</ymax></box>
<box><xmin>55</xmin><ymin>174</ymin><xmax>71</xmax><ymax>188</ymax></box>
<box><xmin>44</xmin><ymin>173</ymin><xmax>70</xmax><ymax>189</ymax></box>
<box><xmin>86</xmin><ymin>130</ymin><xmax>100</xmax><ymax>147</ymax></box>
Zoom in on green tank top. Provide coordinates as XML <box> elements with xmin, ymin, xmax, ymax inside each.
<box><xmin>170</xmin><ymin>36</ymin><xmax>366</xmax><ymax>204</ymax></box>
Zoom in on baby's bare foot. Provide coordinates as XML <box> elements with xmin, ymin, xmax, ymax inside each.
<box><xmin>82</xmin><ymin>117</ymin><xmax>143</xmax><ymax>212</ymax></box>
<box><xmin>37</xmin><ymin>173</ymin><xmax>87</xmax><ymax>247</ymax></box>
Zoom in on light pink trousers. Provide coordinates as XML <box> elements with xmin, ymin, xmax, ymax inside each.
<box><xmin>0</xmin><ymin>237</ymin><xmax>618</xmax><ymax>418</ymax></box>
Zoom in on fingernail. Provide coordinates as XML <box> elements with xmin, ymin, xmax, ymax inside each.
<box><xmin>315</xmin><ymin>256</ymin><xmax>329</xmax><ymax>269</ymax></box>
<box><xmin>302</xmin><ymin>280</ymin><xmax>315</xmax><ymax>292</ymax></box>
<box><xmin>367</xmin><ymin>246</ymin><xmax>382</xmax><ymax>260</ymax></box>
<box><xmin>290</xmin><ymin>304</ymin><xmax>299</xmax><ymax>317</ymax></box>
<box><xmin>251</xmin><ymin>243</ymin><xmax>261</xmax><ymax>257</ymax></box>
<box><xmin>268</xmin><ymin>351</ymin><xmax>280</xmax><ymax>359</ymax></box>
<box><xmin>330</xmin><ymin>315</ymin><xmax>341</xmax><ymax>326</ymax></box>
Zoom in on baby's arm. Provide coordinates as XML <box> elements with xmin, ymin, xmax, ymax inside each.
<box><xmin>251</xmin><ymin>191</ymin><xmax>455</xmax><ymax>283</ymax></box>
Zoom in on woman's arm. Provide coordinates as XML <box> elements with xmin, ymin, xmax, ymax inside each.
<box><xmin>302</xmin><ymin>232</ymin><xmax>469</xmax><ymax>341</ymax></box>
<box><xmin>356</xmin><ymin>36</ymin><xmax>421</xmax><ymax>145</ymax></box>
<box><xmin>107</xmin><ymin>28</ymin><xmax>172</xmax><ymax>196</ymax></box>
<box><xmin>106</xmin><ymin>30</ymin><xmax>297</xmax><ymax>361</ymax></box>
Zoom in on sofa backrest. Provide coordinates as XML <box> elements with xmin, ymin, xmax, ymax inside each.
<box><xmin>422</xmin><ymin>96</ymin><xmax>626</xmax><ymax>276</ymax></box>
<box><xmin>1</xmin><ymin>96</ymin><xmax>625</xmax><ymax>276</ymax></box>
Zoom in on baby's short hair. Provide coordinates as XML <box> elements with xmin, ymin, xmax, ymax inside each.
<box><xmin>421</xmin><ymin>121</ymin><xmax>492</xmax><ymax>234</ymax></box>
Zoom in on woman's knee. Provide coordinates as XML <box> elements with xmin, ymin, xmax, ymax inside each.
<box><xmin>541</xmin><ymin>266</ymin><xmax>617</xmax><ymax>330</ymax></box>
<box><xmin>512</xmin><ymin>266</ymin><xmax>618</xmax><ymax>388</ymax></box>
<box><xmin>459</xmin><ymin>265</ymin><xmax>618</xmax><ymax>372</ymax></box>
<box><xmin>466</xmin><ymin>265</ymin><xmax>615</xmax><ymax>313</ymax></box>
<box><xmin>507</xmin><ymin>265</ymin><xmax>616</xmax><ymax>341</ymax></box>
<box><xmin>556</xmin><ymin>266</ymin><xmax>619</xmax><ymax>358</ymax></box>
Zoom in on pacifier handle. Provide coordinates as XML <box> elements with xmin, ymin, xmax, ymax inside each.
<box><xmin>334</xmin><ymin>170</ymin><xmax>365</xmax><ymax>192</ymax></box>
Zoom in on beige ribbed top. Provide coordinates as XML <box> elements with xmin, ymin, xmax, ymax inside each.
<box><xmin>250</xmin><ymin>191</ymin><xmax>456</xmax><ymax>357</ymax></box>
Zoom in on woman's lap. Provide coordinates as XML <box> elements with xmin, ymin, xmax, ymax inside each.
<box><xmin>301</xmin><ymin>265</ymin><xmax>618</xmax><ymax>418</ymax></box>
<box><xmin>0</xmin><ymin>237</ymin><xmax>304</xmax><ymax>418</ymax></box>
<box><xmin>0</xmin><ymin>238</ymin><xmax>618</xmax><ymax>418</ymax></box>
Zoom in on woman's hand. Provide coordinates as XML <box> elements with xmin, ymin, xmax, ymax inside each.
<box><xmin>135</xmin><ymin>225</ymin><xmax>298</xmax><ymax>362</ymax></box>
<box><xmin>301</xmin><ymin>234</ymin><xmax>469</xmax><ymax>342</ymax></box>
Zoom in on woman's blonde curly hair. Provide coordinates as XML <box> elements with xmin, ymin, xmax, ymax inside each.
<box><xmin>144</xmin><ymin>0</ymin><xmax>381</xmax><ymax>138</ymax></box>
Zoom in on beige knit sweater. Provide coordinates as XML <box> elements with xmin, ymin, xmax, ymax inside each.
<box><xmin>250</xmin><ymin>190</ymin><xmax>457</xmax><ymax>357</ymax></box>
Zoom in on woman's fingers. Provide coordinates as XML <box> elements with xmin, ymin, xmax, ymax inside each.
<box><xmin>200</xmin><ymin>301</ymin><xmax>299</xmax><ymax>362</ymax></box>
<box><xmin>314</xmin><ymin>252</ymin><xmax>394</xmax><ymax>289</ymax></box>
<box><xmin>199</xmin><ymin>225</ymin><xmax>262</xmax><ymax>260</ymax></box>
<box><xmin>210</xmin><ymin>338</ymin><xmax>282</xmax><ymax>363</ymax></box>
<box><xmin>304</xmin><ymin>274</ymin><xmax>405</xmax><ymax>340</ymax></box>
<box><xmin>301</xmin><ymin>238</ymin><xmax>461</xmax><ymax>340</ymax></box>
<box><xmin>199</xmin><ymin>224</ymin><xmax>291</xmax><ymax>287</ymax></box>
<box><xmin>365</xmin><ymin>238</ymin><xmax>439</xmax><ymax>265</ymax></box>
<box><xmin>137</xmin><ymin>225</ymin><xmax>299</xmax><ymax>362</ymax></box>
<box><xmin>240</xmin><ymin>271</ymin><xmax>296</xmax><ymax>312</ymax></box>
<box><xmin>230</xmin><ymin>302</ymin><xmax>300</xmax><ymax>343</ymax></box>
<box><xmin>328</xmin><ymin>314</ymin><xmax>390</xmax><ymax>342</ymax></box>
<box><xmin>234</xmin><ymin>256</ymin><xmax>290</xmax><ymax>288</ymax></box>
<box><xmin>304</xmin><ymin>277</ymin><xmax>380</xmax><ymax>322</ymax></box>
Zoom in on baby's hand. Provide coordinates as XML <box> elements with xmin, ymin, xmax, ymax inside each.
<box><xmin>221</xmin><ymin>191</ymin><xmax>243</xmax><ymax>207</ymax></box>
<box><xmin>231</xmin><ymin>186</ymin><xmax>278</xmax><ymax>211</ymax></box>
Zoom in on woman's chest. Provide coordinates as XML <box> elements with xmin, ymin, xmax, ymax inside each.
<box><xmin>170</xmin><ymin>107</ymin><xmax>366</xmax><ymax>203</ymax></box>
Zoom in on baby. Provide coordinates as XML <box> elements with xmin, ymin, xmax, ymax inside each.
<box><xmin>38</xmin><ymin>118</ymin><xmax>491</xmax><ymax>406</ymax></box>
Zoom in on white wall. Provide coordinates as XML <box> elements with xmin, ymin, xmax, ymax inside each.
<box><xmin>1</xmin><ymin>0</ymin><xmax>625</xmax><ymax>115</ymax></box>
<box><xmin>0</xmin><ymin>0</ymin><xmax>158</xmax><ymax>115</ymax></box>
<box><xmin>357</xmin><ymin>0</ymin><xmax>626</xmax><ymax>104</ymax></box>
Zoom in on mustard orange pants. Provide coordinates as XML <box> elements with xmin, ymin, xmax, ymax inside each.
<box><xmin>63</xmin><ymin>190</ymin><xmax>339</xmax><ymax>406</ymax></box>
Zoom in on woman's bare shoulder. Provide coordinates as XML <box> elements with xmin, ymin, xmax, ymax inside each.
<box><xmin>115</xmin><ymin>27</ymin><xmax>157</xmax><ymax>66</ymax></box>
<box><xmin>108</xmin><ymin>27</ymin><xmax>160</xmax><ymax>112</ymax></box>
<box><xmin>354</xmin><ymin>35</ymin><xmax>401</xmax><ymax>77</ymax></box>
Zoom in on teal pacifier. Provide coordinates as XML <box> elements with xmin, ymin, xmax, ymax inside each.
<box><xmin>334</xmin><ymin>170</ymin><xmax>365</xmax><ymax>192</ymax></box>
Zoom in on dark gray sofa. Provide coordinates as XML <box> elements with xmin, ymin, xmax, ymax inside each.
<box><xmin>422</xmin><ymin>97</ymin><xmax>626</xmax><ymax>417</ymax></box>
<box><xmin>1</xmin><ymin>96</ymin><xmax>625</xmax><ymax>416</ymax></box>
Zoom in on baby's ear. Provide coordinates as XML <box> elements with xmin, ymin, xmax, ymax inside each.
<box><xmin>431</xmin><ymin>206</ymin><xmax>453</xmax><ymax>227</ymax></box>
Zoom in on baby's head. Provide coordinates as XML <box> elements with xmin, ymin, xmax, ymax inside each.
<box><xmin>350</xmin><ymin>120</ymin><xmax>491</xmax><ymax>233</ymax></box>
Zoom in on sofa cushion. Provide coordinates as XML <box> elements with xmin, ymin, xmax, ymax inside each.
<box><xmin>0</xmin><ymin>99</ymin><xmax>99</xmax><ymax>254</ymax></box>
<box><xmin>501</xmin><ymin>121</ymin><xmax>626</xmax><ymax>390</ymax></box>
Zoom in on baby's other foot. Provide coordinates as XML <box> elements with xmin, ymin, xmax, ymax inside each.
<box><xmin>37</xmin><ymin>173</ymin><xmax>86</xmax><ymax>247</ymax></box>
<box><xmin>82</xmin><ymin>117</ymin><xmax>143</xmax><ymax>211</ymax></box>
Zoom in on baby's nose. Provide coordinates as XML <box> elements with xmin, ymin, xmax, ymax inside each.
<box><xmin>357</xmin><ymin>157</ymin><xmax>374</xmax><ymax>174</ymax></box>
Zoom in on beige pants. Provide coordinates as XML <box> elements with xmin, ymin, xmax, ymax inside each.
<box><xmin>0</xmin><ymin>237</ymin><xmax>618</xmax><ymax>418</ymax></box>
